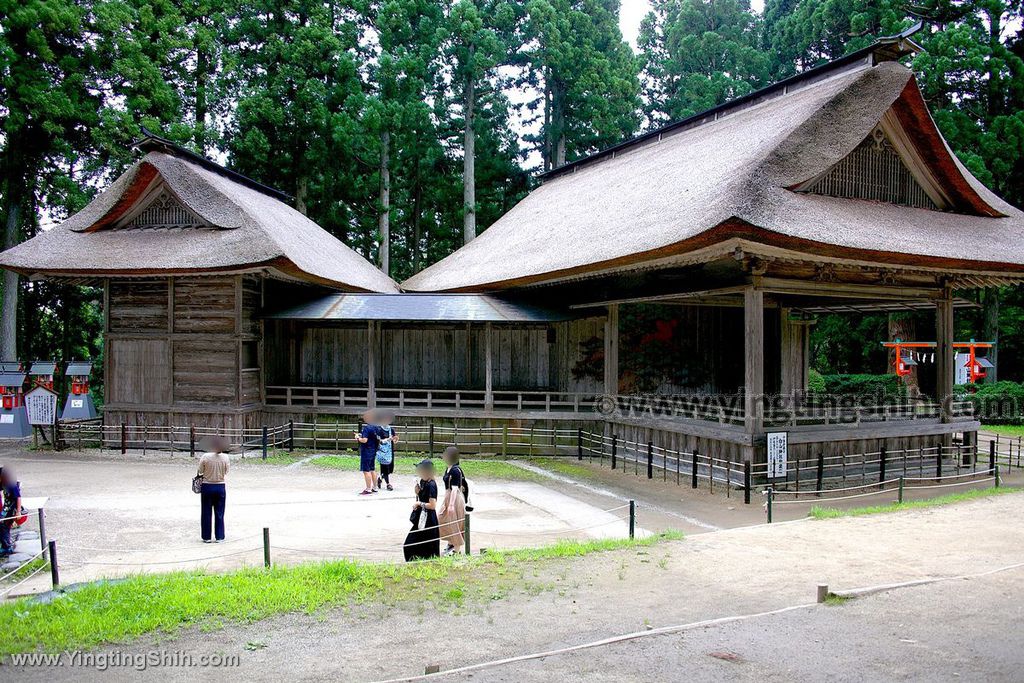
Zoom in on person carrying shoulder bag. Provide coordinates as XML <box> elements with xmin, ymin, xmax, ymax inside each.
<box><xmin>195</xmin><ymin>436</ymin><xmax>230</xmax><ymax>543</ymax></box>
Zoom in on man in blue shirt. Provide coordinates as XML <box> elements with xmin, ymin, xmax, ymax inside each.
<box><xmin>354</xmin><ymin>410</ymin><xmax>382</xmax><ymax>495</ymax></box>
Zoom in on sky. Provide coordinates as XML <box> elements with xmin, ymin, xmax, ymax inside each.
<box><xmin>619</xmin><ymin>0</ymin><xmax>766</xmax><ymax>48</ymax></box>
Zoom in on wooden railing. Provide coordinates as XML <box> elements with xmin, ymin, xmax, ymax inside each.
<box><xmin>263</xmin><ymin>386</ymin><xmax>975</xmax><ymax>428</ymax></box>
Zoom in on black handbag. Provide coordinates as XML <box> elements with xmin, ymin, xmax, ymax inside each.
<box><xmin>192</xmin><ymin>474</ymin><xmax>204</xmax><ymax>494</ymax></box>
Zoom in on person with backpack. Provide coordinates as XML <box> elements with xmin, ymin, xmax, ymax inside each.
<box><xmin>438</xmin><ymin>446</ymin><xmax>468</xmax><ymax>556</ymax></box>
<box><xmin>375</xmin><ymin>411</ymin><xmax>399</xmax><ymax>491</ymax></box>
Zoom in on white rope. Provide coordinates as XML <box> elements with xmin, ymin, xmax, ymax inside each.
<box><xmin>0</xmin><ymin>547</ymin><xmax>46</xmax><ymax>583</ymax></box>
<box><xmin>902</xmin><ymin>469</ymin><xmax>995</xmax><ymax>482</ymax></box>
<box><xmin>0</xmin><ymin>558</ymin><xmax>50</xmax><ymax>597</ymax></box>
<box><xmin>77</xmin><ymin>547</ymin><xmax>261</xmax><ymax>567</ymax></box>
<box><xmin>478</xmin><ymin>515</ymin><xmax>628</xmax><ymax>537</ymax></box>
<box><xmin>770</xmin><ymin>478</ymin><xmax>900</xmax><ymax>497</ymax></box>
<box><xmin>903</xmin><ymin>477</ymin><xmax>996</xmax><ymax>491</ymax></box>
<box><xmin>772</xmin><ymin>488</ymin><xmax>897</xmax><ymax>505</ymax></box>
<box><xmin>63</xmin><ymin>532</ymin><xmax>263</xmax><ymax>553</ymax></box>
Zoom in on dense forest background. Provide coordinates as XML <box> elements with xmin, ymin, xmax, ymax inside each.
<box><xmin>2</xmin><ymin>0</ymin><xmax>1024</xmax><ymax>384</ymax></box>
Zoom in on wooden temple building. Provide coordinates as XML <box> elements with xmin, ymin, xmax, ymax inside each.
<box><xmin>3</xmin><ymin>32</ymin><xmax>1024</xmax><ymax>465</ymax></box>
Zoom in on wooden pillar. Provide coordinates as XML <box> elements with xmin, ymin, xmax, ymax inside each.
<box><xmin>484</xmin><ymin>322</ymin><xmax>494</xmax><ymax>411</ymax></box>
<box><xmin>935</xmin><ymin>292</ymin><xmax>954</xmax><ymax>427</ymax></box>
<box><xmin>367</xmin><ymin>321</ymin><xmax>377</xmax><ymax>407</ymax></box>
<box><xmin>780</xmin><ymin>310</ymin><xmax>815</xmax><ymax>396</ymax></box>
<box><xmin>744</xmin><ymin>287</ymin><xmax>764</xmax><ymax>439</ymax></box>
<box><xmin>603</xmin><ymin>304</ymin><xmax>619</xmax><ymax>396</ymax></box>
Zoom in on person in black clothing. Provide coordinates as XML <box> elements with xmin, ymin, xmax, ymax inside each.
<box><xmin>404</xmin><ymin>459</ymin><xmax>440</xmax><ymax>561</ymax></box>
<box><xmin>439</xmin><ymin>446</ymin><xmax>467</xmax><ymax>556</ymax></box>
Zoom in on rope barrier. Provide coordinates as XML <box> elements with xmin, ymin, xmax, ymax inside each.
<box><xmin>75</xmin><ymin>547</ymin><xmax>262</xmax><ymax>567</ymax></box>
<box><xmin>771</xmin><ymin>478</ymin><xmax>901</xmax><ymax>497</ymax></box>
<box><xmin>903</xmin><ymin>477</ymin><xmax>996</xmax><ymax>491</ymax></box>
<box><xmin>0</xmin><ymin>548</ymin><xmax>46</xmax><ymax>584</ymax></box>
<box><xmin>63</xmin><ymin>532</ymin><xmax>263</xmax><ymax>553</ymax></box>
<box><xmin>902</xmin><ymin>469</ymin><xmax>995</xmax><ymax>482</ymax></box>
<box><xmin>0</xmin><ymin>556</ymin><xmax>50</xmax><ymax>597</ymax></box>
<box><xmin>770</xmin><ymin>488</ymin><xmax>897</xmax><ymax>505</ymax></box>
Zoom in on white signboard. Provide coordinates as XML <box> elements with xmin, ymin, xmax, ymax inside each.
<box><xmin>71</xmin><ymin>399</ymin><xmax>84</xmax><ymax>409</ymax></box>
<box><xmin>767</xmin><ymin>432</ymin><xmax>788</xmax><ymax>480</ymax></box>
<box><xmin>25</xmin><ymin>387</ymin><xmax>58</xmax><ymax>426</ymax></box>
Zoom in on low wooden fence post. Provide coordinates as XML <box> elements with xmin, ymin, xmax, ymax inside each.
<box><xmin>647</xmin><ymin>442</ymin><xmax>653</xmax><ymax>479</ymax></box>
<box><xmin>578</xmin><ymin>429</ymin><xmax>583</xmax><ymax>461</ymax></box>
<box><xmin>38</xmin><ymin>508</ymin><xmax>47</xmax><ymax>561</ymax></box>
<box><xmin>263</xmin><ymin>527</ymin><xmax>271</xmax><ymax>568</ymax></box>
<box><xmin>815</xmin><ymin>453</ymin><xmax>824</xmax><ymax>495</ymax></box>
<box><xmin>262</xmin><ymin>426</ymin><xmax>268</xmax><ymax>460</ymax></box>
<box><xmin>691</xmin><ymin>450</ymin><xmax>698</xmax><ymax>489</ymax></box>
<box><xmin>765</xmin><ymin>488</ymin><xmax>774</xmax><ymax>524</ymax></box>
<box><xmin>990</xmin><ymin>440</ymin><xmax>996</xmax><ymax>473</ymax></box>
<box><xmin>429</xmin><ymin>422</ymin><xmax>435</xmax><ymax>457</ymax></box>
<box><xmin>288</xmin><ymin>420</ymin><xmax>295</xmax><ymax>452</ymax></box>
<box><xmin>120</xmin><ymin>423</ymin><xmax>127</xmax><ymax>455</ymax></box>
<box><xmin>611</xmin><ymin>435</ymin><xmax>618</xmax><ymax>470</ymax></box>
<box><xmin>743</xmin><ymin>461</ymin><xmax>751</xmax><ymax>505</ymax></box>
<box><xmin>628</xmin><ymin>500</ymin><xmax>635</xmax><ymax>539</ymax></box>
<box><xmin>936</xmin><ymin>448</ymin><xmax>942</xmax><ymax>479</ymax></box>
<box><xmin>898</xmin><ymin>476</ymin><xmax>905</xmax><ymax>503</ymax></box>
<box><xmin>190</xmin><ymin>425</ymin><xmax>196</xmax><ymax>458</ymax></box>
<box><xmin>879</xmin><ymin>446</ymin><xmax>887</xmax><ymax>489</ymax></box>
<box><xmin>49</xmin><ymin>540</ymin><xmax>59</xmax><ymax>589</ymax></box>
<box><xmin>464</xmin><ymin>512</ymin><xmax>472</xmax><ymax>555</ymax></box>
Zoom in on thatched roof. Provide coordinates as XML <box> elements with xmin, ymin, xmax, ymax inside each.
<box><xmin>0</xmin><ymin>139</ymin><xmax>399</xmax><ymax>293</ymax></box>
<box><xmin>405</xmin><ymin>57</ymin><xmax>1024</xmax><ymax>292</ymax></box>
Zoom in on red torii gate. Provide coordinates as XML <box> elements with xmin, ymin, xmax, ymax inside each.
<box><xmin>882</xmin><ymin>339</ymin><xmax>995</xmax><ymax>383</ymax></box>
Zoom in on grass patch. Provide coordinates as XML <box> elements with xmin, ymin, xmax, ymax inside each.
<box><xmin>823</xmin><ymin>593</ymin><xmax>852</xmax><ymax>606</ymax></box>
<box><xmin>0</xmin><ymin>532</ymin><xmax>681</xmax><ymax>657</ymax></box>
<box><xmin>809</xmin><ymin>486</ymin><xmax>1019</xmax><ymax>519</ymax></box>
<box><xmin>306</xmin><ymin>455</ymin><xmax>547</xmax><ymax>482</ymax></box>
<box><xmin>522</xmin><ymin>457</ymin><xmax>603</xmax><ymax>480</ymax></box>
<box><xmin>983</xmin><ymin>424</ymin><xmax>1024</xmax><ymax>437</ymax></box>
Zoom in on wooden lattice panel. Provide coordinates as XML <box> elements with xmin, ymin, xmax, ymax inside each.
<box><xmin>125</xmin><ymin>191</ymin><xmax>205</xmax><ymax>229</ymax></box>
<box><xmin>802</xmin><ymin>127</ymin><xmax>938</xmax><ymax>210</ymax></box>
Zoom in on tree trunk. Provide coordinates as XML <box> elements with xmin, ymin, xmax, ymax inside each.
<box><xmin>551</xmin><ymin>79</ymin><xmax>567</xmax><ymax>168</ymax></box>
<box><xmin>982</xmin><ymin>287</ymin><xmax>1000</xmax><ymax>383</ymax></box>
<box><xmin>412</xmin><ymin>163</ymin><xmax>423</xmax><ymax>273</ymax></box>
<box><xmin>463</xmin><ymin>67</ymin><xmax>476</xmax><ymax>245</ymax></box>
<box><xmin>194</xmin><ymin>29</ymin><xmax>210</xmax><ymax>151</ymax></box>
<box><xmin>295</xmin><ymin>176</ymin><xmax>308</xmax><ymax>216</ymax></box>
<box><xmin>1</xmin><ymin>197</ymin><xmax>21</xmax><ymax>360</ymax></box>
<box><xmin>378</xmin><ymin>130</ymin><xmax>391</xmax><ymax>275</ymax></box>
<box><xmin>888</xmin><ymin>314</ymin><xmax>919</xmax><ymax>395</ymax></box>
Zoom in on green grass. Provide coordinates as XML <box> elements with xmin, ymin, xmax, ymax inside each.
<box><xmin>0</xmin><ymin>532</ymin><xmax>681</xmax><ymax>657</ymax></box>
<box><xmin>823</xmin><ymin>593</ymin><xmax>853</xmax><ymax>606</ymax></box>
<box><xmin>809</xmin><ymin>486</ymin><xmax>1020</xmax><ymax>519</ymax></box>
<box><xmin>306</xmin><ymin>455</ymin><xmax>547</xmax><ymax>482</ymax></box>
<box><xmin>982</xmin><ymin>424</ymin><xmax>1024</xmax><ymax>437</ymax></box>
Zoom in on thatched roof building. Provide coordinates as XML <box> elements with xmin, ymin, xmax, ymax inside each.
<box><xmin>0</xmin><ymin>134</ymin><xmax>399</xmax><ymax>293</ymax></box>
<box><xmin>404</xmin><ymin>44</ymin><xmax>1024</xmax><ymax>293</ymax></box>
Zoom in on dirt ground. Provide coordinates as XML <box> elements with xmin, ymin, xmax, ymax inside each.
<box><xmin>1</xmin><ymin>445</ymin><xmax>1021</xmax><ymax>597</ymax></box>
<box><xmin>5</xmin><ymin>490</ymin><xmax>1023</xmax><ymax>681</ymax></box>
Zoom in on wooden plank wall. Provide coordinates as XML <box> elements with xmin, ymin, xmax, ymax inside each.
<box><xmin>104</xmin><ymin>274</ymin><xmax>263</xmax><ymax>426</ymax></box>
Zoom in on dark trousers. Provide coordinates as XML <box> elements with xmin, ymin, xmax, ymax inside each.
<box><xmin>379</xmin><ymin>461</ymin><xmax>394</xmax><ymax>484</ymax></box>
<box><xmin>0</xmin><ymin>519</ymin><xmax>13</xmax><ymax>553</ymax></box>
<box><xmin>200</xmin><ymin>483</ymin><xmax>226</xmax><ymax>541</ymax></box>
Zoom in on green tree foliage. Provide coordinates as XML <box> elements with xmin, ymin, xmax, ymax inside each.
<box><xmin>638</xmin><ymin>0</ymin><xmax>771</xmax><ymax>123</ymax></box>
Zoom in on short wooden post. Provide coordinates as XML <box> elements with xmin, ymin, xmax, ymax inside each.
<box><xmin>263</xmin><ymin>527</ymin><xmax>271</xmax><ymax>568</ymax></box>
<box><xmin>879</xmin><ymin>446</ymin><xmax>887</xmax><ymax>488</ymax></box>
<box><xmin>995</xmin><ymin>464</ymin><xmax>1001</xmax><ymax>488</ymax></box>
<box><xmin>260</xmin><ymin>426</ymin><xmax>268</xmax><ymax>460</ymax></box>
<box><xmin>190</xmin><ymin>425</ymin><xmax>196</xmax><ymax>458</ymax></box>
<box><xmin>744</xmin><ymin>461</ymin><xmax>751</xmax><ymax>505</ymax></box>
<box><xmin>676</xmin><ymin>449</ymin><xmax>681</xmax><ymax>485</ymax></box>
<box><xmin>288</xmin><ymin>420</ymin><xmax>295</xmax><ymax>452</ymax></box>
<box><xmin>990</xmin><ymin>440</ymin><xmax>996</xmax><ymax>473</ymax></box>
<box><xmin>816</xmin><ymin>584</ymin><xmax>829</xmax><ymax>603</ymax></box>
<box><xmin>49</xmin><ymin>540</ymin><xmax>59</xmax><ymax>589</ymax></box>
<box><xmin>37</xmin><ymin>508</ymin><xmax>47</xmax><ymax>560</ymax></box>
<box><xmin>647</xmin><ymin>442</ymin><xmax>653</xmax><ymax>479</ymax></box>
<box><xmin>691</xmin><ymin>450</ymin><xmax>698</xmax><ymax>489</ymax></box>
<box><xmin>815</xmin><ymin>453</ymin><xmax>824</xmax><ymax>496</ymax></box>
<box><xmin>611</xmin><ymin>435</ymin><xmax>618</xmax><ymax>470</ymax></box>
<box><xmin>898</xmin><ymin>476</ymin><xmax>904</xmax><ymax>503</ymax></box>
<box><xmin>577</xmin><ymin>428</ymin><xmax>583</xmax><ymax>461</ymax></box>
<box><xmin>429</xmin><ymin>423</ymin><xmax>435</xmax><ymax>457</ymax></box>
<box><xmin>628</xmin><ymin>500</ymin><xmax>635</xmax><ymax>539</ymax></box>
<box><xmin>501</xmin><ymin>424</ymin><xmax>507</xmax><ymax>457</ymax></box>
<box><xmin>936</xmin><ymin>448</ymin><xmax>942</xmax><ymax>479</ymax></box>
<box><xmin>766</xmin><ymin>488</ymin><xmax>774</xmax><ymax>523</ymax></box>
<box><xmin>120</xmin><ymin>423</ymin><xmax>127</xmax><ymax>455</ymax></box>
<box><xmin>464</xmin><ymin>512</ymin><xmax>472</xmax><ymax>555</ymax></box>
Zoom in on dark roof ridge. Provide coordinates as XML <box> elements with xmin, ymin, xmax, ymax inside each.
<box><xmin>540</xmin><ymin>23</ymin><xmax>924</xmax><ymax>182</ymax></box>
<box><xmin>134</xmin><ymin>127</ymin><xmax>294</xmax><ymax>203</ymax></box>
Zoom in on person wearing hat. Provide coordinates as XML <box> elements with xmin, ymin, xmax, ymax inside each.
<box><xmin>196</xmin><ymin>436</ymin><xmax>230</xmax><ymax>543</ymax></box>
<box><xmin>403</xmin><ymin>459</ymin><xmax>440</xmax><ymax>561</ymax></box>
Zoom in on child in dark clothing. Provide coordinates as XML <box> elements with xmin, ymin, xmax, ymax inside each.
<box><xmin>375</xmin><ymin>411</ymin><xmax>399</xmax><ymax>491</ymax></box>
<box><xmin>0</xmin><ymin>467</ymin><xmax>21</xmax><ymax>556</ymax></box>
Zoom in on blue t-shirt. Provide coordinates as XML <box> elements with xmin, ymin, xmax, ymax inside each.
<box><xmin>2</xmin><ymin>482</ymin><xmax>20</xmax><ymax>517</ymax></box>
<box><xmin>359</xmin><ymin>425</ymin><xmax>380</xmax><ymax>458</ymax></box>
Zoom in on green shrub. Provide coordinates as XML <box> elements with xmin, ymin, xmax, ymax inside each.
<box><xmin>955</xmin><ymin>381</ymin><xmax>1024</xmax><ymax>424</ymax></box>
<box><xmin>815</xmin><ymin>373</ymin><xmax>905</xmax><ymax>397</ymax></box>
<box><xmin>807</xmin><ymin>369</ymin><xmax>826</xmax><ymax>393</ymax></box>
